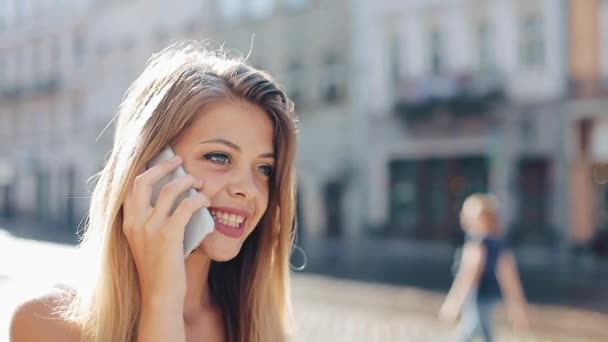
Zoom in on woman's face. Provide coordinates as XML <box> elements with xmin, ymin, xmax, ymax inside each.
<box><xmin>172</xmin><ymin>98</ymin><xmax>275</xmax><ymax>261</ymax></box>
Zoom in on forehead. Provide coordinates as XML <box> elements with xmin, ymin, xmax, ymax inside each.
<box><xmin>184</xmin><ymin>99</ymin><xmax>275</xmax><ymax>150</ymax></box>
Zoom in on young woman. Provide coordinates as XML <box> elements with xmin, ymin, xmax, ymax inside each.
<box><xmin>10</xmin><ymin>41</ymin><xmax>298</xmax><ymax>342</ymax></box>
<box><xmin>439</xmin><ymin>194</ymin><xmax>530</xmax><ymax>342</ymax></box>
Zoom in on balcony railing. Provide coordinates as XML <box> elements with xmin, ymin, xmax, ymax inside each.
<box><xmin>0</xmin><ymin>76</ymin><xmax>61</xmax><ymax>100</ymax></box>
<box><xmin>568</xmin><ymin>78</ymin><xmax>608</xmax><ymax>99</ymax></box>
<box><xmin>393</xmin><ymin>72</ymin><xmax>506</xmax><ymax>124</ymax></box>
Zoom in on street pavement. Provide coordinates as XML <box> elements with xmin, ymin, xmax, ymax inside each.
<box><xmin>1</xmin><ymin>227</ymin><xmax>608</xmax><ymax>341</ymax></box>
<box><xmin>292</xmin><ymin>275</ymin><xmax>608</xmax><ymax>341</ymax></box>
<box><xmin>299</xmin><ymin>237</ymin><xmax>608</xmax><ymax>313</ymax></box>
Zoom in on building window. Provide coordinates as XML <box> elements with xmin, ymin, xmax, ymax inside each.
<box><xmin>1</xmin><ymin>112</ymin><xmax>10</xmax><ymax>141</ymax></box>
<box><xmin>519</xmin><ymin>12</ymin><xmax>545</xmax><ymax>71</ymax></box>
<box><xmin>218</xmin><ymin>0</ymin><xmax>242</xmax><ymax>22</ymax></box>
<box><xmin>249</xmin><ymin>0</ymin><xmax>275</xmax><ymax>20</ymax></box>
<box><xmin>184</xmin><ymin>19</ymin><xmax>199</xmax><ymax>35</ymax></box>
<box><xmin>519</xmin><ymin>111</ymin><xmax>536</xmax><ymax>143</ymax></box>
<box><xmin>71</xmin><ymin>96</ymin><xmax>83</xmax><ymax>132</ymax></box>
<box><xmin>515</xmin><ymin>158</ymin><xmax>550</xmax><ymax>239</ymax></box>
<box><xmin>389</xmin><ymin>32</ymin><xmax>402</xmax><ymax>87</ymax></box>
<box><xmin>320</xmin><ymin>52</ymin><xmax>346</xmax><ymax>105</ymax></box>
<box><xmin>286</xmin><ymin>0</ymin><xmax>309</xmax><ymax>10</ymax></box>
<box><xmin>5</xmin><ymin>51</ymin><xmax>13</xmax><ymax>85</ymax></box>
<box><xmin>0</xmin><ymin>0</ymin><xmax>6</xmax><ymax>31</ymax></box>
<box><xmin>32</xmin><ymin>41</ymin><xmax>42</xmax><ymax>84</ymax></box>
<box><xmin>73</xmin><ymin>32</ymin><xmax>85</xmax><ymax>68</ymax></box>
<box><xmin>0</xmin><ymin>52</ymin><xmax>4</xmax><ymax>85</ymax></box>
<box><xmin>154</xmin><ymin>29</ymin><xmax>170</xmax><ymax>51</ymax></box>
<box><xmin>0</xmin><ymin>110</ymin><xmax>6</xmax><ymax>140</ymax></box>
<box><xmin>14</xmin><ymin>48</ymin><xmax>23</xmax><ymax>87</ymax></box>
<box><xmin>14</xmin><ymin>0</ymin><xmax>23</xmax><ymax>26</ymax></box>
<box><xmin>429</xmin><ymin>26</ymin><xmax>444</xmax><ymax>74</ymax></box>
<box><xmin>285</xmin><ymin>60</ymin><xmax>307</xmax><ymax>110</ymax></box>
<box><xmin>477</xmin><ymin>19</ymin><xmax>495</xmax><ymax>74</ymax></box>
<box><xmin>51</xmin><ymin>37</ymin><xmax>61</xmax><ymax>75</ymax></box>
<box><xmin>23</xmin><ymin>46</ymin><xmax>33</xmax><ymax>86</ymax></box>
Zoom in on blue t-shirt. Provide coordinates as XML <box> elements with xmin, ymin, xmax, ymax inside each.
<box><xmin>466</xmin><ymin>233</ymin><xmax>506</xmax><ymax>300</ymax></box>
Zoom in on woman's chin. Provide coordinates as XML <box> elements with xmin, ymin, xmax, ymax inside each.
<box><xmin>198</xmin><ymin>245</ymin><xmax>240</xmax><ymax>262</ymax></box>
<box><xmin>210</xmin><ymin>255</ymin><xmax>235</xmax><ymax>262</ymax></box>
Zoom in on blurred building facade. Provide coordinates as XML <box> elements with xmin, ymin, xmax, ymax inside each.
<box><xmin>195</xmin><ymin>0</ymin><xmax>573</xmax><ymax>250</ymax></box>
<box><xmin>359</xmin><ymin>0</ymin><xmax>569</xmax><ymax>248</ymax></box>
<box><xmin>0</xmin><ymin>0</ymin><xmax>360</xmax><ymax>239</ymax></box>
<box><xmin>0</xmin><ymin>1</ymin><xmax>94</xmax><ymax>228</ymax></box>
<box><xmin>566</xmin><ymin>0</ymin><xmax>608</xmax><ymax>257</ymax></box>
<box><xmin>0</xmin><ymin>0</ymin><xmax>605</xmax><ymax>257</ymax></box>
<box><xmin>0</xmin><ymin>0</ymin><xmax>212</xmax><ymax>228</ymax></box>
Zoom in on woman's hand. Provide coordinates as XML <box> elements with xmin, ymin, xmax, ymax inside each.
<box><xmin>438</xmin><ymin>301</ymin><xmax>460</xmax><ymax>323</ymax></box>
<box><xmin>123</xmin><ymin>155</ymin><xmax>210</xmax><ymax>306</ymax></box>
<box><xmin>507</xmin><ymin>303</ymin><xmax>530</xmax><ymax>330</ymax></box>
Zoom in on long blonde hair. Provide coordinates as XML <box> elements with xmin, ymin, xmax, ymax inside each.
<box><xmin>63</xmin><ymin>41</ymin><xmax>298</xmax><ymax>342</ymax></box>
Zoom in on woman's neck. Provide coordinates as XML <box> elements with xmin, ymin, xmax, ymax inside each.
<box><xmin>183</xmin><ymin>249</ymin><xmax>214</xmax><ymax>322</ymax></box>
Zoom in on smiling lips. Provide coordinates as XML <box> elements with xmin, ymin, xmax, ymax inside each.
<box><xmin>209</xmin><ymin>208</ymin><xmax>249</xmax><ymax>238</ymax></box>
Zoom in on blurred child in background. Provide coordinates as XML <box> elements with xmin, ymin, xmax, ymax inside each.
<box><xmin>439</xmin><ymin>193</ymin><xmax>530</xmax><ymax>342</ymax></box>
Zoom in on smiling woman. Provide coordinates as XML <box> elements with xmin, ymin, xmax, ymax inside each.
<box><xmin>173</xmin><ymin>99</ymin><xmax>278</xmax><ymax>261</ymax></box>
<box><xmin>9</xmin><ymin>41</ymin><xmax>299</xmax><ymax>342</ymax></box>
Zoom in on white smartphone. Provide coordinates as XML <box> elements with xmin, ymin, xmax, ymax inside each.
<box><xmin>147</xmin><ymin>146</ymin><xmax>215</xmax><ymax>258</ymax></box>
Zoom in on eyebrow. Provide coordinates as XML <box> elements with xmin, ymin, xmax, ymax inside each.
<box><xmin>200</xmin><ymin>138</ymin><xmax>275</xmax><ymax>159</ymax></box>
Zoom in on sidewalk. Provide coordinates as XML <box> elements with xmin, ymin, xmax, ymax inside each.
<box><xmin>3</xmin><ymin>217</ymin><xmax>608</xmax><ymax>310</ymax></box>
<box><xmin>292</xmin><ymin>274</ymin><xmax>608</xmax><ymax>341</ymax></box>
<box><xmin>1</xmin><ymin>228</ymin><xmax>607</xmax><ymax>341</ymax></box>
<box><xmin>299</xmin><ymin>236</ymin><xmax>608</xmax><ymax>313</ymax></box>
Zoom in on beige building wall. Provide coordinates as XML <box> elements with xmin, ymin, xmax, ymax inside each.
<box><xmin>569</xmin><ymin>0</ymin><xmax>600</xmax><ymax>97</ymax></box>
<box><xmin>567</xmin><ymin>0</ymin><xmax>604</xmax><ymax>247</ymax></box>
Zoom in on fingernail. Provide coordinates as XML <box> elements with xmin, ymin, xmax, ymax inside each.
<box><xmin>171</xmin><ymin>156</ymin><xmax>181</xmax><ymax>163</ymax></box>
<box><xmin>197</xmin><ymin>179</ymin><xmax>204</xmax><ymax>187</ymax></box>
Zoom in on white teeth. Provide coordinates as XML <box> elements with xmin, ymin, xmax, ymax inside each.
<box><xmin>210</xmin><ymin>210</ymin><xmax>245</xmax><ymax>228</ymax></box>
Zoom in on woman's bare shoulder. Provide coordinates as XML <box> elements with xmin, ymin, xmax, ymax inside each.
<box><xmin>9</xmin><ymin>285</ymin><xmax>81</xmax><ymax>342</ymax></box>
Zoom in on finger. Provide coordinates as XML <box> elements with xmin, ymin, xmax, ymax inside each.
<box><xmin>166</xmin><ymin>193</ymin><xmax>211</xmax><ymax>238</ymax></box>
<box><xmin>124</xmin><ymin>162</ymin><xmax>171</xmax><ymax>237</ymax></box>
<box><xmin>126</xmin><ymin>165</ymin><xmax>147</xmax><ymax>198</ymax></box>
<box><xmin>154</xmin><ymin>175</ymin><xmax>204</xmax><ymax>217</ymax></box>
<box><xmin>133</xmin><ymin>156</ymin><xmax>183</xmax><ymax>209</ymax></box>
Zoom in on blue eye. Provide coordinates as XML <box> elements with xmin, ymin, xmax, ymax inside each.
<box><xmin>204</xmin><ymin>152</ymin><xmax>230</xmax><ymax>164</ymax></box>
<box><xmin>258</xmin><ymin>165</ymin><xmax>274</xmax><ymax>177</ymax></box>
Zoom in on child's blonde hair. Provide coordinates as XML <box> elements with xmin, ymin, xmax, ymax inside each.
<box><xmin>460</xmin><ymin>193</ymin><xmax>501</xmax><ymax>234</ymax></box>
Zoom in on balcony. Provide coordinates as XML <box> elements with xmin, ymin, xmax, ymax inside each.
<box><xmin>0</xmin><ymin>76</ymin><xmax>61</xmax><ymax>100</ymax></box>
<box><xmin>31</xmin><ymin>77</ymin><xmax>61</xmax><ymax>94</ymax></box>
<box><xmin>393</xmin><ymin>73</ymin><xmax>506</xmax><ymax>128</ymax></box>
<box><xmin>0</xmin><ymin>86</ymin><xmax>25</xmax><ymax>100</ymax></box>
<box><xmin>567</xmin><ymin>78</ymin><xmax>608</xmax><ymax>99</ymax></box>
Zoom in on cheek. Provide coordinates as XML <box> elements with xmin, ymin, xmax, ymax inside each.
<box><xmin>196</xmin><ymin>172</ymin><xmax>224</xmax><ymax>199</ymax></box>
<box><xmin>259</xmin><ymin>180</ymin><xmax>271</xmax><ymax>208</ymax></box>
<box><xmin>251</xmin><ymin>186</ymin><xmax>270</xmax><ymax>224</ymax></box>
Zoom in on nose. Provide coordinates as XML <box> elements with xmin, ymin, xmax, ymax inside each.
<box><xmin>227</xmin><ymin>168</ymin><xmax>258</xmax><ymax>200</ymax></box>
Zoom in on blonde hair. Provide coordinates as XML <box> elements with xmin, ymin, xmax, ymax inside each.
<box><xmin>62</xmin><ymin>41</ymin><xmax>298</xmax><ymax>342</ymax></box>
<box><xmin>460</xmin><ymin>193</ymin><xmax>500</xmax><ymax>234</ymax></box>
